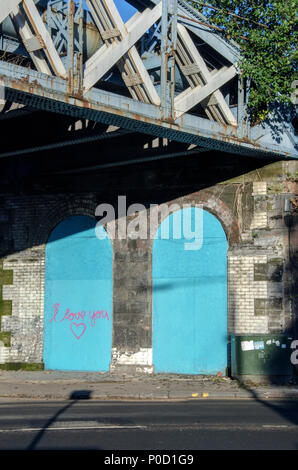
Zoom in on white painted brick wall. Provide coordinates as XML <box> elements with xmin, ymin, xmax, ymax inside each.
<box><xmin>252</xmin><ymin>182</ymin><xmax>267</xmax><ymax>195</ymax></box>
<box><xmin>251</xmin><ymin>212</ymin><xmax>268</xmax><ymax>228</ymax></box>
<box><xmin>0</xmin><ymin>252</ymin><xmax>44</xmax><ymax>364</ymax></box>
<box><xmin>228</xmin><ymin>255</ymin><xmax>268</xmax><ymax>334</ymax></box>
<box><xmin>111</xmin><ymin>348</ymin><xmax>153</xmax><ymax>366</ymax></box>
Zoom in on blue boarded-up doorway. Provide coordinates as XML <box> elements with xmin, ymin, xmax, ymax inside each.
<box><xmin>153</xmin><ymin>207</ymin><xmax>228</xmax><ymax>375</ymax></box>
<box><xmin>43</xmin><ymin>215</ymin><xmax>112</xmax><ymax>372</ymax></box>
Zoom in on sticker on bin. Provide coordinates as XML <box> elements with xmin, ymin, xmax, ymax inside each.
<box><xmin>241</xmin><ymin>340</ymin><xmax>254</xmax><ymax>351</ymax></box>
<box><xmin>253</xmin><ymin>341</ymin><xmax>264</xmax><ymax>350</ymax></box>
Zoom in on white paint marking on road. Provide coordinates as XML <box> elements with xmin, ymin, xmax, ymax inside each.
<box><xmin>262</xmin><ymin>425</ymin><xmax>289</xmax><ymax>429</ymax></box>
<box><xmin>0</xmin><ymin>423</ymin><xmax>296</xmax><ymax>433</ymax></box>
<box><xmin>0</xmin><ymin>421</ymin><xmax>147</xmax><ymax>433</ymax></box>
<box><xmin>51</xmin><ymin>420</ymin><xmax>111</xmax><ymax>428</ymax></box>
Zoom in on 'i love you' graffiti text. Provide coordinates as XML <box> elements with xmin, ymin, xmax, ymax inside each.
<box><xmin>49</xmin><ymin>303</ymin><xmax>109</xmax><ymax>339</ymax></box>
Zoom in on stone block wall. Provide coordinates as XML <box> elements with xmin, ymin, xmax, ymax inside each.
<box><xmin>0</xmin><ymin>160</ymin><xmax>297</xmax><ymax>371</ymax></box>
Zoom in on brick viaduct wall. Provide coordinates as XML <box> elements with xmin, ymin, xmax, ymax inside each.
<box><xmin>0</xmin><ymin>160</ymin><xmax>297</xmax><ymax>371</ymax></box>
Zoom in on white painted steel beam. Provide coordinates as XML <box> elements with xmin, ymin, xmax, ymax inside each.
<box><xmin>10</xmin><ymin>5</ymin><xmax>52</xmax><ymax>76</ymax></box>
<box><xmin>84</xmin><ymin>2</ymin><xmax>162</xmax><ymax>96</ymax></box>
<box><xmin>0</xmin><ymin>0</ymin><xmax>23</xmax><ymax>24</ymax></box>
<box><xmin>174</xmin><ymin>65</ymin><xmax>237</xmax><ymax>119</ymax></box>
<box><xmin>1</xmin><ymin>0</ymin><xmax>295</xmax><ymax>159</ymax></box>
<box><xmin>22</xmin><ymin>0</ymin><xmax>67</xmax><ymax>78</ymax></box>
<box><xmin>176</xmin><ymin>24</ymin><xmax>238</xmax><ymax>126</ymax></box>
<box><xmin>86</xmin><ymin>0</ymin><xmax>160</xmax><ymax>105</ymax></box>
<box><xmin>1</xmin><ymin>61</ymin><xmax>296</xmax><ymax>159</ymax></box>
<box><xmin>9</xmin><ymin>0</ymin><xmax>67</xmax><ymax>78</ymax></box>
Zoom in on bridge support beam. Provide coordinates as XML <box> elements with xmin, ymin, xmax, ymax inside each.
<box><xmin>160</xmin><ymin>0</ymin><xmax>177</xmax><ymax>120</ymax></box>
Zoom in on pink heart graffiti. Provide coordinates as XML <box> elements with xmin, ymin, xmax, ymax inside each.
<box><xmin>70</xmin><ymin>322</ymin><xmax>86</xmax><ymax>340</ymax></box>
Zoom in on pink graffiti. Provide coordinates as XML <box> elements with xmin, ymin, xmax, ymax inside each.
<box><xmin>70</xmin><ymin>322</ymin><xmax>86</xmax><ymax>340</ymax></box>
<box><xmin>60</xmin><ymin>308</ymin><xmax>86</xmax><ymax>322</ymax></box>
<box><xmin>89</xmin><ymin>310</ymin><xmax>109</xmax><ymax>327</ymax></box>
<box><xmin>49</xmin><ymin>304</ymin><xmax>110</xmax><ymax>339</ymax></box>
<box><xmin>50</xmin><ymin>303</ymin><xmax>60</xmax><ymax>323</ymax></box>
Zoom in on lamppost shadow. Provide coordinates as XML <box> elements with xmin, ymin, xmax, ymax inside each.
<box><xmin>27</xmin><ymin>390</ymin><xmax>93</xmax><ymax>450</ymax></box>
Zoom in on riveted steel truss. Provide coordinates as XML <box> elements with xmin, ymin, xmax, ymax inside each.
<box><xmin>0</xmin><ymin>0</ymin><xmax>296</xmax><ymax>159</ymax></box>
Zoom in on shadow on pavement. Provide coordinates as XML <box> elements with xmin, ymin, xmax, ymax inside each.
<box><xmin>235</xmin><ymin>378</ymin><xmax>298</xmax><ymax>428</ymax></box>
<box><xmin>69</xmin><ymin>390</ymin><xmax>92</xmax><ymax>400</ymax></box>
<box><xmin>27</xmin><ymin>390</ymin><xmax>92</xmax><ymax>450</ymax></box>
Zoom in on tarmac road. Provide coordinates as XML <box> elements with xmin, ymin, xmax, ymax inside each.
<box><xmin>0</xmin><ymin>399</ymin><xmax>297</xmax><ymax>451</ymax></box>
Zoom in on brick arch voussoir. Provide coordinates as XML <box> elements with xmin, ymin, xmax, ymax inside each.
<box><xmin>33</xmin><ymin>198</ymin><xmax>98</xmax><ymax>247</ymax></box>
<box><xmin>150</xmin><ymin>190</ymin><xmax>241</xmax><ymax>247</ymax></box>
<box><xmin>183</xmin><ymin>190</ymin><xmax>241</xmax><ymax>246</ymax></box>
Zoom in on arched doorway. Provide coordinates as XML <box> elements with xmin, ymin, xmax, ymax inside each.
<box><xmin>152</xmin><ymin>207</ymin><xmax>228</xmax><ymax>375</ymax></box>
<box><xmin>43</xmin><ymin>215</ymin><xmax>112</xmax><ymax>371</ymax></box>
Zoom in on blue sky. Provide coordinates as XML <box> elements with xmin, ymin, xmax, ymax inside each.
<box><xmin>80</xmin><ymin>0</ymin><xmax>137</xmax><ymax>22</ymax></box>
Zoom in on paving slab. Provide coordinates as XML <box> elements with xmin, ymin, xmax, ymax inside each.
<box><xmin>0</xmin><ymin>371</ymin><xmax>297</xmax><ymax>401</ymax></box>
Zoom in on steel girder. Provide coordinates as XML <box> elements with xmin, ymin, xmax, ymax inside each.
<box><xmin>0</xmin><ymin>0</ymin><xmax>297</xmax><ymax>159</ymax></box>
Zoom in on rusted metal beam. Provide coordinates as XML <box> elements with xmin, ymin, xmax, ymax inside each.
<box><xmin>0</xmin><ymin>60</ymin><xmax>296</xmax><ymax>159</ymax></box>
<box><xmin>0</xmin><ymin>0</ymin><xmax>296</xmax><ymax>161</ymax></box>
<box><xmin>86</xmin><ymin>0</ymin><xmax>160</xmax><ymax>105</ymax></box>
<box><xmin>160</xmin><ymin>0</ymin><xmax>177</xmax><ymax>120</ymax></box>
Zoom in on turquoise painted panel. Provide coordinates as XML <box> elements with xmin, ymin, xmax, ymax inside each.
<box><xmin>44</xmin><ymin>216</ymin><xmax>112</xmax><ymax>372</ymax></box>
<box><xmin>153</xmin><ymin>207</ymin><xmax>228</xmax><ymax>375</ymax></box>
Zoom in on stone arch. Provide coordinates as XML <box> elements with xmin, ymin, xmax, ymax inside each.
<box><xmin>148</xmin><ymin>190</ymin><xmax>241</xmax><ymax>249</ymax></box>
<box><xmin>32</xmin><ymin>197</ymin><xmax>99</xmax><ymax>248</ymax></box>
<box><xmin>43</xmin><ymin>213</ymin><xmax>113</xmax><ymax>371</ymax></box>
<box><xmin>152</xmin><ymin>203</ymin><xmax>229</xmax><ymax>374</ymax></box>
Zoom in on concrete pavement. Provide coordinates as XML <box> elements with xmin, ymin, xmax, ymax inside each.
<box><xmin>0</xmin><ymin>370</ymin><xmax>298</xmax><ymax>400</ymax></box>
